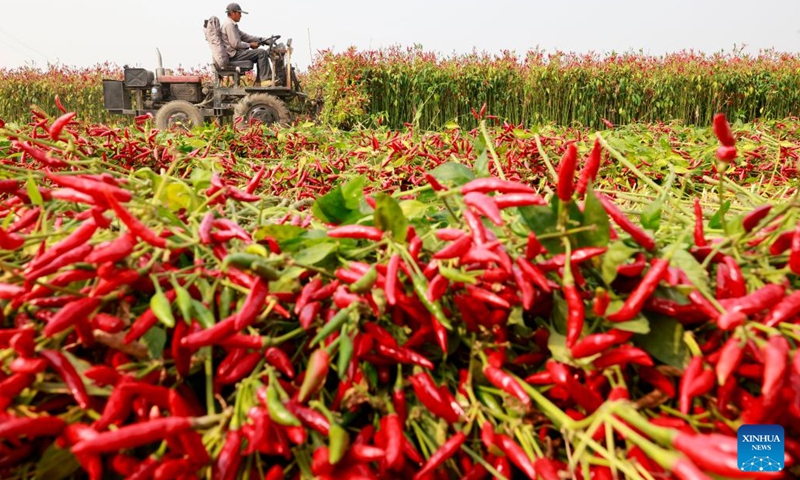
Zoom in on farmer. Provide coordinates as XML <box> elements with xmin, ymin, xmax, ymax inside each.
<box><xmin>222</xmin><ymin>3</ymin><xmax>273</xmax><ymax>86</ymax></box>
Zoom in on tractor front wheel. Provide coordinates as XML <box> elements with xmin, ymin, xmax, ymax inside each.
<box><xmin>154</xmin><ymin>101</ymin><xmax>204</xmax><ymax>131</ymax></box>
<box><xmin>234</xmin><ymin>93</ymin><xmax>290</xmax><ymax>126</ymax></box>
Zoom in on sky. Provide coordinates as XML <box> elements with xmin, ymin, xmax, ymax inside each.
<box><xmin>2</xmin><ymin>1</ymin><xmax>799</xmax><ymax>73</ymax></box>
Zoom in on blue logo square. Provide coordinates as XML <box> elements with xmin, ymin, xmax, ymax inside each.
<box><xmin>738</xmin><ymin>424</ymin><xmax>785</xmax><ymax>472</ymax></box>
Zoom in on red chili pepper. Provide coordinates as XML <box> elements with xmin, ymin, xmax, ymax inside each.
<box><xmin>716</xmin><ymin>335</ymin><xmax>745</xmax><ymax>385</ymax></box>
<box><xmin>762</xmin><ymin>335</ymin><xmax>789</xmax><ymax>402</ymax></box>
<box><xmin>678</xmin><ymin>356</ymin><xmax>704</xmax><ymax>414</ymax></box>
<box><xmin>103</xmin><ymin>191</ymin><xmax>167</xmax><ymax>248</ymax></box>
<box><xmin>8</xmin><ymin>207</ymin><xmax>40</xmax><ymax>233</ymax></box>
<box><xmin>557</xmin><ymin>143</ymin><xmax>578</xmax><ymax>202</ymax></box>
<box><xmin>40</xmin><ymin>350</ymin><xmax>91</xmax><ymax>409</ymax></box>
<box><xmin>413</xmin><ymin>431</ymin><xmax>466</xmax><ymax>480</ymax></box>
<box><xmin>408</xmin><ymin>372</ymin><xmax>461</xmax><ymax>423</ymax></box>
<box><xmin>43</xmin><ymin>297</ymin><xmax>101</xmax><ymax>337</ymax></box>
<box><xmin>233</xmin><ymin>276</ymin><xmax>270</xmax><ymax>330</ymax></box>
<box><xmin>211</xmin><ymin>428</ymin><xmax>244</xmax><ymax>480</ymax></box>
<box><xmin>576</xmin><ymin>137</ymin><xmax>602</xmax><ymax>195</ymax></box>
<box><xmin>525</xmin><ymin>231</ymin><xmax>545</xmax><ymax>259</ymax></box>
<box><xmin>297</xmin><ymin>348</ymin><xmax>330</xmax><ymax>403</ymax></box>
<box><xmin>433</xmin><ymin>234</ymin><xmax>473</xmax><ymax>260</ymax></box>
<box><xmin>0</xmin><ymin>416</ymin><xmax>66</xmax><ymax>439</ymax></box>
<box><xmin>463</xmin><ymin>208</ymin><xmax>487</xmax><ymax>244</ymax></box>
<box><xmin>762</xmin><ymin>290</ymin><xmax>800</xmax><ymax>327</ymax></box>
<box><xmin>563</xmin><ymin>283</ymin><xmax>584</xmax><ymax>348</ymax></box>
<box><xmin>73</xmin><ymin>417</ymin><xmax>194</xmax><ymax>455</ymax></box>
<box><xmin>384</xmin><ymin>254</ymin><xmax>401</xmax><ymax>306</ymax></box>
<box><xmin>246</xmin><ymin>164</ymin><xmax>267</xmax><ymax>194</ymax></box>
<box><xmin>26</xmin><ymin>219</ymin><xmax>98</xmax><ymax>274</ymax></box>
<box><xmin>262</xmin><ymin>347</ymin><xmax>293</xmax><ymax>378</ymax></box>
<box><xmin>593</xmin><ymin>345</ymin><xmax>653</xmax><ymax>370</ymax></box>
<box><xmin>85</xmin><ymin>232</ymin><xmax>137</xmax><ymax>264</ymax></box>
<box><xmin>461</xmin><ymin>178</ymin><xmax>535</xmax><ymax>195</ymax></box>
<box><xmin>691</xmin><ymin>198</ymin><xmax>707</xmax><ymax>247</ymax></box>
<box><xmin>493</xmin><ymin>192</ymin><xmax>547</xmax><ymax>208</ymax></box>
<box><xmin>464</xmin><ymin>192</ymin><xmax>503</xmax><ymax>226</ymax></box>
<box><xmin>596</xmin><ymin>194</ymin><xmax>655</xmax><ymax>251</ymax></box>
<box><xmin>49</xmin><ymin>112</ymin><xmax>77</xmax><ymax>141</ymax></box>
<box><xmin>124</xmin><ymin>290</ymin><xmax>179</xmax><ymax>344</ymax></box>
<box><xmin>791</xmin><ymin>223</ymin><xmax>800</xmax><ymax>275</ymax></box>
<box><xmin>285</xmin><ymin>401</ymin><xmax>331</xmax><ymax>435</ymax></box>
<box><xmin>13</xmin><ymin>141</ymin><xmax>67</xmax><ymax>167</ymax></box>
<box><xmin>712</xmin><ymin>113</ymin><xmax>736</xmax><ymax>147</ymax></box>
<box><xmin>536</xmin><ymin>246</ymin><xmax>607</xmax><ymax>272</ymax></box>
<box><xmin>606</xmin><ymin>258</ymin><xmax>668</xmax><ymax>322</ymax></box>
<box><xmin>638</xmin><ymin>366</ymin><xmax>675</xmax><ymax>398</ymax></box>
<box><xmin>327</xmin><ymin>225</ymin><xmax>383</xmax><ymax>241</ymax></box>
<box><xmin>570</xmin><ymin>329</ymin><xmax>633</xmax><ymax>359</ymax></box>
<box><xmin>383</xmin><ymin>413</ymin><xmax>404</xmax><ymax>471</ymax></box>
<box><xmin>484</xmin><ymin>366</ymin><xmax>531</xmax><ymax>407</ymax></box>
<box><xmin>495</xmin><ymin>434</ymin><xmax>538</xmax><ymax>479</ymax></box>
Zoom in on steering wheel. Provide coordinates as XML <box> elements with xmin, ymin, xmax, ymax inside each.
<box><xmin>260</xmin><ymin>35</ymin><xmax>281</xmax><ymax>47</ymax></box>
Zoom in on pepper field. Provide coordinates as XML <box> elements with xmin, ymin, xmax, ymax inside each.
<box><xmin>0</xmin><ymin>50</ymin><xmax>800</xmax><ymax>480</ymax></box>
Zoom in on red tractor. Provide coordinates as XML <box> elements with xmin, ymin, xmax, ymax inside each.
<box><xmin>103</xmin><ymin>28</ymin><xmax>317</xmax><ymax>129</ymax></box>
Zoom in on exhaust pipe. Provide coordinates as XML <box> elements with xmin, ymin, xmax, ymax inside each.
<box><xmin>155</xmin><ymin>48</ymin><xmax>165</xmax><ymax>79</ymax></box>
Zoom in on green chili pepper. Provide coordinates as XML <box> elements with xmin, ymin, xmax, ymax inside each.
<box><xmin>224</xmin><ymin>252</ymin><xmax>280</xmax><ymax>281</ymax></box>
<box><xmin>349</xmin><ymin>266</ymin><xmax>378</xmax><ymax>293</ymax></box>
<box><xmin>171</xmin><ymin>278</ymin><xmax>193</xmax><ymax>324</ymax></box>
<box><xmin>310</xmin><ymin>304</ymin><xmax>356</xmax><ymax>347</ymax></box>
<box><xmin>328</xmin><ymin>422</ymin><xmax>350</xmax><ymax>465</ymax></box>
<box><xmin>438</xmin><ymin>265</ymin><xmax>479</xmax><ymax>285</ymax></box>
<box><xmin>476</xmin><ymin>388</ymin><xmax>505</xmax><ymax>417</ymax></box>
<box><xmin>337</xmin><ymin>327</ymin><xmax>354</xmax><ymax>379</ymax></box>
<box><xmin>265</xmin><ymin>381</ymin><xmax>301</xmax><ymax>427</ymax></box>
<box><xmin>219</xmin><ymin>286</ymin><xmax>234</xmax><ymax>320</ymax></box>
<box><xmin>410</xmin><ymin>270</ymin><xmax>452</xmax><ymax>330</ymax></box>
<box><xmin>150</xmin><ymin>285</ymin><xmax>175</xmax><ymax>328</ymax></box>
<box><xmin>190</xmin><ymin>299</ymin><xmax>215</xmax><ymax>329</ymax></box>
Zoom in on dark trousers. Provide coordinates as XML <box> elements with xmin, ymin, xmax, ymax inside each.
<box><xmin>231</xmin><ymin>49</ymin><xmax>271</xmax><ymax>81</ymax></box>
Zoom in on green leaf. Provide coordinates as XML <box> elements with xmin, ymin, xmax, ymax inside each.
<box><xmin>429</xmin><ymin>162</ymin><xmax>475</xmax><ymax>187</ymax></box>
<box><xmin>142</xmin><ymin>326</ymin><xmax>166</xmax><ymax>359</ymax></box>
<box><xmin>473</xmin><ymin>136</ymin><xmax>490</xmax><ymax>178</ymax></box>
<box><xmin>27</xmin><ymin>173</ymin><xmax>43</xmax><ymax>206</ymax></box>
<box><xmin>518</xmin><ymin>197</ymin><xmax>561</xmax><ymax>254</ymax></box>
<box><xmin>399</xmin><ymin>200</ymin><xmax>428</xmax><ymax>220</ymax></box>
<box><xmin>708</xmin><ymin>200</ymin><xmax>731</xmax><ymax>229</ymax></box>
<box><xmin>254</xmin><ymin>224</ymin><xmax>306</xmax><ymax>244</ymax></box>
<box><xmin>633</xmin><ymin>316</ymin><xmax>689</xmax><ymax>369</ymax></box>
<box><xmin>35</xmin><ymin>444</ymin><xmax>80</xmax><ymax>480</ymax></box>
<box><xmin>374</xmin><ymin>193</ymin><xmax>407</xmax><ymax>242</ymax></box>
<box><xmin>546</xmin><ymin>326</ymin><xmax>571</xmax><ymax>365</ymax></box>
<box><xmin>600</xmin><ymin>241</ymin><xmax>638</xmax><ymax>284</ymax></box>
<box><xmin>671</xmin><ymin>249</ymin><xmax>711</xmax><ymax>296</ymax></box>
<box><xmin>640</xmin><ymin>197</ymin><xmax>663</xmax><ymax>231</ymax></box>
<box><xmin>312</xmin><ymin>186</ymin><xmax>351</xmax><ymax>224</ymax></box>
<box><xmin>611</xmin><ymin>316</ymin><xmax>651</xmax><ymax>334</ymax></box>
<box><xmin>341</xmin><ymin>175</ymin><xmax>366</xmax><ymax>210</ymax></box>
<box><xmin>293</xmin><ymin>242</ymin><xmax>337</xmax><ymax>265</ymax></box>
<box><xmin>578</xmin><ymin>187</ymin><xmax>610</xmax><ymax>247</ymax></box>
<box><xmin>163</xmin><ymin>181</ymin><xmax>195</xmax><ymax>212</ymax></box>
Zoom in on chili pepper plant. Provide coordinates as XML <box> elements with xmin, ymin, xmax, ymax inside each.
<box><xmin>0</xmin><ymin>109</ymin><xmax>799</xmax><ymax>479</ymax></box>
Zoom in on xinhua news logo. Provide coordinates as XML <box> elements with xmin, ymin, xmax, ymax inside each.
<box><xmin>737</xmin><ymin>424</ymin><xmax>785</xmax><ymax>473</ymax></box>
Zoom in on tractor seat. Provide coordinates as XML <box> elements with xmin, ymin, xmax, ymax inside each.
<box><xmin>213</xmin><ymin>60</ymin><xmax>253</xmax><ymax>87</ymax></box>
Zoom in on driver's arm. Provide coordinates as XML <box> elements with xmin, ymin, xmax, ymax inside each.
<box><xmin>222</xmin><ymin>22</ymin><xmax>250</xmax><ymax>52</ymax></box>
<box><xmin>238</xmin><ymin>29</ymin><xmax>262</xmax><ymax>45</ymax></box>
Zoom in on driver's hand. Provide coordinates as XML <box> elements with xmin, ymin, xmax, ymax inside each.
<box><xmin>250</xmin><ymin>42</ymin><xmax>259</xmax><ymax>49</ymax></box>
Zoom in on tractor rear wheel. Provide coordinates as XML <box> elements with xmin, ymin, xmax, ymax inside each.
<box><xmin>234</xmin><ymin>93</ymin><xmax>290</xmax><ymax>126</ymax></box>
<box><xmin>155</xmin><ymin>100</ymin><xmax>204</xmax><ymax>131</ymax></box>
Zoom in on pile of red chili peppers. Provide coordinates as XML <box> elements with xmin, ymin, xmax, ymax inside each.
<box><xmin>0</xmin><ymin>111</ymin><xmax>799</xmax><ymax>480</ymax></box>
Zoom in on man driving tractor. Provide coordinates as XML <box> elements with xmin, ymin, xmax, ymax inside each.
<box><xmin>222</xmin><ymin>3</ymin><xmax>273</xmax><ymax>86</ymax></box>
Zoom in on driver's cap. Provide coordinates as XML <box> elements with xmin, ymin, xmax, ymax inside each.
<box><xmin>225</xmin><ymin>3</ymin><xmax>248</xmax><ymax>14</ymax></box>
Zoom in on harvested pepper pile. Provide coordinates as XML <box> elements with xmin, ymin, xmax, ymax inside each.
<box><xmin>1</xmin><ymin>108</ymin><xmax>799</xmax><ymax>480</ymax></box>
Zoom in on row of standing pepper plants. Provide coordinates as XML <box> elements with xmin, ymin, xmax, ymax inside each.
<box><xmin>0</xmin><ymin>106</ymin><xmax>799</xmax><ymax>479</ymax></box>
